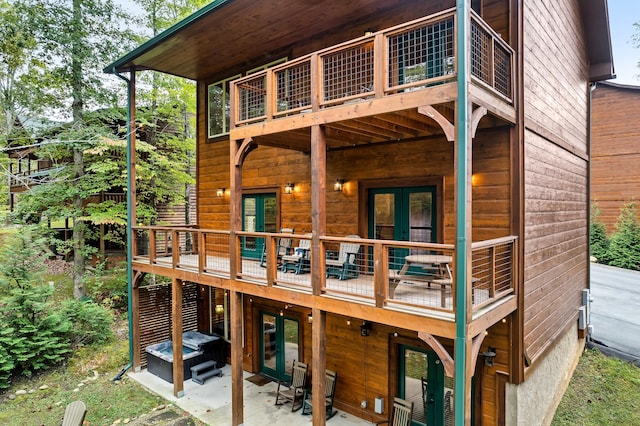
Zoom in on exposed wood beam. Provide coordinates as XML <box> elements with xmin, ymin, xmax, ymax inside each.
<box><xmin>234</xmin><ymin>137</ymin><xmax>256</xmax><ymax>167</ymax></box>
<box><xmin>471</xmin><ymin>106</ymin><xmax>488</xmax><ymax>138</ymax></box>
<box><xmin>418</xmin><ymin>332</ymin><xmax>455</xmax><ymax>377</ymax></box>
<box><xmin>418</xmin><ymin>105</ymin><xmax>455</xmax><ymax>142</ymax></box>
<box><xmin>469</xmin><ymin>330</ymin><xmax>487</xmax><ymax>379</ymax></box>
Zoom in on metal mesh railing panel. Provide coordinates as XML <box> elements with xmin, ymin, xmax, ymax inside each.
<box><xmin>387</xmin><ymin>17</ymin><xmax>455</xmax><ymax>89</ymax></box>
<box><xmin>322</xmin><ymin>43</ymin><xmax>374</xmax><ymax>102</ymax></box>
<box><xmin>494</xmin><ymin>43</ymin><xmax>511</xmax><ymax>97</ymax></box>
<box><xmin>471</xmin><ymin>20</ymin><xmax>491</xmax><ymax>86</ymax></box>
<box><xmin>276</xmin><ymin>61</ymin><xmax>312</xmax><ymax>113</ymax></box>
<box><xmin>238</xmin><ymin>75</ymin><xmax>266</xmax><ymax>121</ymax></box>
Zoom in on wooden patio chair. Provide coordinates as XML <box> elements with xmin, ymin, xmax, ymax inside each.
<box><xmin>260</xmin><ymin>227</ymin><xmax>294</xmax><ymax>267</ymax></box>
<box><xmin>301</xmin><ymin>369</ymin><xmax>338</xmax><ymax>419</ymax></box>
<box><xmin>374</xmin><ymin>397</ymin><xmax>413</xmax><ymax>426</ymax></box>
<box><xmin>281</xmin><ymin>234</ymin><xmax>312</xmax><ymax>274</ymax></box>
<box><xmin>325</xmin><ymin>235</ymin><xmax>361</xmax><ymax>280</ymax></box>
<box><xmin>275</xmin><ymin>360</ymin><xmax>309</xmax><ymax>411</ymax></box>
<box><xmin>61</xmin><ymin>400</ymin><xmax>87</xmax><ymax>426</ymax></box>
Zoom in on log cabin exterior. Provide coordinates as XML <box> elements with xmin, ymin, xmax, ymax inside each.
<box><xmin>105</xmin><ymin>1</ymin><xmax>613</xmax><ymax>425</ymax></box>
<box><xmin>591</xmin><ymin>81</ymin><xmax>640</xmax><ymax>234</ymax></box>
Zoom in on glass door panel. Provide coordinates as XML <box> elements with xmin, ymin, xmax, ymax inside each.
<box><xmin>399</xmin><ymin>345</ymin><xmax>445</xmax><ymax>426</ymax></box>
<box><xmin>242</xmin><ymin>193</ymin><xmax>276</xmax><ymax>258</ymax></box>
<box><xmin>260</xmin><ymin>311</ymin><xmax>300</xmax><ymax>381</ymax></box>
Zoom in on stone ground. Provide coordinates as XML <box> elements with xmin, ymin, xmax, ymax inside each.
<box><xmin>118</xmin><ymin>405</ymin><xmax>203</xmax><ymax>426</ymax></box>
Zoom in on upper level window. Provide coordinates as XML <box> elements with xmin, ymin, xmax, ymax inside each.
<box><xmin>208</xmin><ymin>58</ymin><xmax>287</xmax><ymax>139</ymax></box>
<box><xmin>208</xmin><ymin>75</ymin><xmax>240</xmax><ymax>139</ymax></box>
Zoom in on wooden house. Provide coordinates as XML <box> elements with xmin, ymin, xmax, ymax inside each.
<box><xmin>105</xmin><ymin>1</ymin><xmax>613</xmax><ymax>425</ymax></box>
<box><xmin>591</xmin><ymin>81</ymin><xmax>640</xmax><ymax>234</ymax></box>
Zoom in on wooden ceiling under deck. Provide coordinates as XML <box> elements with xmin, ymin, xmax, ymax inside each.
<box><xmin>248</xmin><ymin>101</ymin><xmax>509</xmax><ymax>153</ymax></box>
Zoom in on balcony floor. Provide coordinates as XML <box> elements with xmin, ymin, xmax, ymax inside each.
<box><xmin>137</xmin><ymin>254</ymin><xmax>494</xmax><ymax>313</ymax></box>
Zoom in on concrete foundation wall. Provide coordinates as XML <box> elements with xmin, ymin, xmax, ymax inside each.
<box><xmin>505</xmin><ymin>326</ymin><xmax>584</xmax><ymax>426</ymax></box>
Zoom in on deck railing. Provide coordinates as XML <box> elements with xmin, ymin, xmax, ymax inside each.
<box><xmin>232</xmin><ymin>9</ymin><xmax>513</xmax><ymax>127</ymax></box>
<box><xmin>132</xmin><ymin>227</ymin><xmax>516</xmax><ymax>317</ymax></box>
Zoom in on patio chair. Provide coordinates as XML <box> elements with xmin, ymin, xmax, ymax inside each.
<box><xmin>325</xmin><ymin>235</ymin><xmax>361</xmax><ymax>280</ymax></box>
<box><xmin>374</xmin><ymin>397</ymin><xmax>413</xmax><ymax>426</ymax></box>
<box><xmin>301</xmin><ymin>369</ymin><xmax>338</xmax><ymax>419</ymax></box>
<box><xmin>281</xmin><ymin>234</ymin><xmax>312</xmax><ymax>274</ymax></box>
<box><xmin>260</xmin><ymin>227</ymin><xmax>294</xmax><ymax>267</ymax></box>
<box><xmin>275</xmin><ymin>360</ymin><xmax>309</xmax><ymax>411</ymax></box>
<box><xmin>62</xmin><ymin>400</ymin><xmax>87</xmax><ymax>426</ymax></box>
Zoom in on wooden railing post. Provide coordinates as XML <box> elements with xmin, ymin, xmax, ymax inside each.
<box><xmin>198</xmin><ymin>231</ymin><xmax>206</xmax><ymax>274</ymax></box>
<box><xmin>172</xmin><ymin>229</ymin><xmax>180</xmax><ymax>268</ymax></box>
<box><xmin>374</xmin><ymin>242</ymin><xmax>386</xmax><ymax>307</ymax></box>
<box><xmin>266</xmin><ymin>234</ymin><xmax>276</xmax><ymax>286</ymax></box>
<box><xmin>149</xmin><ymin>229</ymin><xmax>156</xmax><ymax>265</ymax></box>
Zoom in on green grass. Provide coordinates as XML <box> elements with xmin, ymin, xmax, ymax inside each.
<box><xmin>552</xmin><ymin>348</ymin><xmax>640</xmax><ymax>425</ymax></box>
<box><xmin>0</xmin><ymin>320</ymin><xmax>202</xmax><ymax>425</ymax></box>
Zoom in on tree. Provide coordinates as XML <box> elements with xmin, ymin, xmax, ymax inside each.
<box><xmin>607</xmin><ymin>202</ymin><xmax>640</xmax><ymax>271</ymax></box>
<box><xmin>15</xmin><ymin>0</ymin><xmax>136</xmax><ymax>299</ymax></box>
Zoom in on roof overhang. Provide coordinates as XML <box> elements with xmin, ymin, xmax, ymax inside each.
<box><xmin>104</xmin><ymin>0</ymin><xmax>421</xmax><ymax>81</ymax></box>
<box><xmin>580</xmin><ymin>0</ymin><xmax>615</xmax><ymax>82</ymax></box>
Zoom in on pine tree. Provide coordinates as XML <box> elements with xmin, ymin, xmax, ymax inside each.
<box><xmin>589</xmin><ymin>203</ymin><xmax>610</xmax><ymax>264</ymax></box>
<box><xmin>607</xmin><ymin>202</ymin><xmax>640</xmax><ymax>271</ymax></box>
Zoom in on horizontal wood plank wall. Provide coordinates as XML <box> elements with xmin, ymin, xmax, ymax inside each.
<box><xmin>523</xmin><ymin>131</ymin><xmax>587</xmax><ymax>363</ymax></box>
<box><xmin>523</xmin><ymin>0</ymin><xmax>588</xmax><ymax>153</ymax></box>
<box><xmin>479</xmin><ymin>319</ymin><xmax>511</xmax><ymax>426</ymax></box>
<box><xmin>197</xmin><ymin>130</ymin><xmax>511</xmax><ymax>243</ymax></box>
<box><xmin>138</xmin><ymin>282</ymin><xmax>199</xmax><ymax>368</ymax></box>
<box><xmin>591</xmin><ymin>84</ymin><xmax>640</xmax><ymax>234</ymax></box>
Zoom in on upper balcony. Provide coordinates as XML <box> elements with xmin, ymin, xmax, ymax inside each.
<box><xmin>132</xmin><ymin>227</ymin><xmax>518</xmax><ymax>337</ymax></box>
<box><xmin>230</xmin><ymin>9</ymin><xmax>514</xmax><ymax>144</ymax></box>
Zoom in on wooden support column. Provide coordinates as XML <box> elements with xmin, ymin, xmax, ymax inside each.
<box><xmin>230</xmin><ymin>290</ymin><xmax>244</xmax><ymax>426</ymax></box>
<box><xmin>310</xmin><ymin>125</ymin><xmax>326</xmax><ymax>296</ymax></box>
<box><xmin>171</xmin><ymin>278</ymin><xmax>184</xmax><ymax>398</ymax></box>
<box><xmin>229</xmin><ymin>139</ymin><xmax>244</xmax><ymax>279</ymax></box>
<box><xmin>311</xmin><ymin>308</ymin><xmax>327</xmax><ymax>426</ymax></box>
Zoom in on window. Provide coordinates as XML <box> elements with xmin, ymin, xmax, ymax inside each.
<box><xmin>208</xmin><ymin>75</ymin><xmax>240</xmax><ymax>138</ymax></box>
<box><xmin>207</xmin><ymin>58</ymin><xmax>287</xmax><ymax>138</ymax></box>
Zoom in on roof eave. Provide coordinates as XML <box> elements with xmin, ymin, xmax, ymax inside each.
<box><xmin>103</xmin><ymin>0</ymin><xmax>231</xmax><ymax>75</ymax></box>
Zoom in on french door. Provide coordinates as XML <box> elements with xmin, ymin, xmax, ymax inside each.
<box><xmin>398</xmin><ymin>345</ymin><xmax>452</xmax><ymax>426</ymax></box>
<box><xmin>368</xmin><ymin>186</ymin><xmax>436</xmax><ymax>270</ymax></box>
<box><xmin>259</xmin><ymin>311</ymin><xmax>300</xmax><ymax>381</ymax></box>
<box><xmin>242</xmin><ymin>193</ymin><xmax>277</xmax><ymax>259</ymax></box>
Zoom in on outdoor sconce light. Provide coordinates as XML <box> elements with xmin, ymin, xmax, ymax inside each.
<box><xmin>482</xmin><ymin>347</ymin><xmax>496</xmax><ymax>367</ymax></box>
<box><xmin>215</xmin><ymin>304</ymin><xmax>224</xmax><ymax>315</ymax></box>
<box><xmin>284</xmin><ymin>183</ymin><xmax>295</xmax><ymax>194</ymax></box>
<box><xmin>334</xmin><ymin>179</ymin><xmax>345</xmax><ymax>192</ymax></box>
<box><xmin>216</xmin><ymin>188</ymin><xmax>225</xmax><ymax>197</ymax></box>
<box><xmin>360</xmin><ymin>321</ymin><xmax>372</xmax><ymax>337</ymax></box>
<box><xmin>364</xmin><ymin>28</ymin><xmax>375</xmax><ymax>36</ymax></box>
<box><xmin>307</xmin><ymin>313</ymin><xmax>313</xmax><ymax>324</ymax></box>
<box><xmin>346</xmin><ymin>319</ymin><xmax>351</xmax><ymax>326</ymax></box>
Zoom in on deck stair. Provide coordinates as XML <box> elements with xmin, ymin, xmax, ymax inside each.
<box><xmin>190</xmin><ymin>360</ymin><xmax>222</xmax><ymax>385</ymax></box>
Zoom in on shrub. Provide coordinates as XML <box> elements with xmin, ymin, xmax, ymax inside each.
<box><xmin>590</xmin><ymin>204</ymin><xmax>610</xmax><ymax>263</ymax></box>
<box><xmin>0</xmin><ymin>286</ymin><xmax>71</xmax><ymax>380</ymax></box>
<box><xmin>607</xmin><ymin>202</ymin><xmax>640</xmax><ymax>270</ymax></box>
<box><xmin>60</xmin><ymin>299</ymin><xmax>114</xmax><ymax>347</ymax></box>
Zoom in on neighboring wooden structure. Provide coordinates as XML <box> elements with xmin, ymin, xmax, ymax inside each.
<box><xmin>591</xmin><ymin>81</ymin><xmax>640</xmax><ymax>234</ymax></box>
<box><xmin>106</xmin><ymin>1</ymin><xmax>613</xmax><ymax>425</ymax></box>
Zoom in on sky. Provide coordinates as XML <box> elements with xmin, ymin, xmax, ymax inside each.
<box><xmin>116</xmin><ymin>0</ymin><xmax>640</xmax><ymax>86</ymax></box>
<box><xmin>608</xmin><ymin>0</ymin><xmax>640</xmax><ymax>85</ymax></box>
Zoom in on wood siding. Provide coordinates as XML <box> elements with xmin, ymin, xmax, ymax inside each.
<box><xmin>523</xmin><ymin>0</ymin><xmax>588</xmax><ymax>154</ymax></box>
<box><xmin>523</xmin><ymin>130</ymin><xmax>587</xmax><ymax>363</ymax></box>
<box><xmin>591</xmin><ymin>83</ymin><xmax>640</xmax><ymax>233</ymax></box>
<box><xmin>197</xmin><ymin>128</ymin><xmax>511</xmax><ymax>243</ymax></box>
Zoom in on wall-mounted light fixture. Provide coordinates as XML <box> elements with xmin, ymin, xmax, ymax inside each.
<box><xmin>215</xmin><ymin>304</ymin><xmax>224</xmax><ymax>315</ymax></box>
<box><xmin>284</xmin><ymin>183</ymin><xmax>295</xmax><ymax>194</ymax></box>
<box><xmin>481</xmin><ymin>347</ymin><xmax>496</xmax><ymax>367</ymax></box>
<box><xmin>360</xmin><ymin>321</ymin><xmax>372</xmax><ymax>337</ymax></box>
<box><xmin>364</xmin><ymin>28</ymin><xmax>375</xmax><ymax>36</ymax></box>
<box><xmin>346</xmin><ymin>319</ymin><xmax>351</xmax><ymax>326</ymax></box>
<box><xmin>307</xmin><ymin>313</ymin><xmax>313</xmax><ymax>324</ymax></box>
<box><xmin>216</xmin><ymin>188</ymin><xmax>225</xmax><ymax>197</ymax></box>
<box><xmin>333</xmin><ymin>179</ymin><xmax>345</xmax><ymax>192</ymax></box>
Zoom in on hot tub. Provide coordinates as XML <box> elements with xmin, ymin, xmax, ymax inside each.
<box><xmin>146</xmin><ymin>331</ymin><xmax>225</xmax><ymax>383</ymax></box>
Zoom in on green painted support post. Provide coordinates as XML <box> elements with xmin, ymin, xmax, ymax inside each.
<box><xmin>454</xmin><ymin>1</ymin><xmax>470</xmax><ymax>425</ymax></box>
